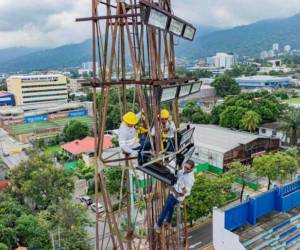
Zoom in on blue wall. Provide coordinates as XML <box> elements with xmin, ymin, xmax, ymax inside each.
<box><xmin>24</xmin><ymin>114</ymin><xmax>48</xmax><ymax>123</ymax></box>
<box><xmin>225</xmin><ymin>180</ymin><xmax>300</xmax><ymax>231</ymax></box>
<box><xmin>0</xmin><ymin>94</ymin><xmax>15</xmax><ymax>106</ymax></box>
<box><xmin>68</xmin><ymin>109</ymin><xmax>88</xmax><ymax>118</ymax></box>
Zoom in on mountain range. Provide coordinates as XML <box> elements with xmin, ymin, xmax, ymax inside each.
<box><xmin>1</xmin><ymin>13</ymin><xmax>300</xmax><ymax>73</ymax></box>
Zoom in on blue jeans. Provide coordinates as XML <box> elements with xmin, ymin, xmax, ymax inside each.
<box><xmin>157</xmin><ymin>193</ymin><xmax>178</xmax><ymax>227</ymax></box>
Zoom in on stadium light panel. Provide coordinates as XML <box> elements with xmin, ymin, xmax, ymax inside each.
<box><xmin>160</xmin><ymin>86</ymin><xmax>178</xmax><ymax>103</ymax></box>
<box><xmin>168</xmin><ymin>17</ymin><xmax>185</xmax><ymax>36</ymax></box>
<box><xmin>183</xmin><ymin>24</ymin><xmax>196</xmax><ymax>41</ymax></box>
<box><xmin>145</xmin><ymin>7</ymin><xmax>169</xmax><ymax>30</ymax></box>
<box><xmin>178</xmin><ymin>84</ymin><xmax>192</xmax><ymax>98</ymax></box>
<box><xmin>190</xmin><ymin>81</ymin><xmax>202</xmax><ymax>94</ymax></box>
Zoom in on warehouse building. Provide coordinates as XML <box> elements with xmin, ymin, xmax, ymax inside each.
<box><xmin>235</xmin><ymin>75</ymin><xmax>290</xmax><ymax>89</ymax></box>
<box><xmin>191</xmin><ymin>125</ymin><xmax>279</xmax><ymax>170</ymax></box>
<box><xmin>7</xmin><ymin>74</ymin><xmax>68</xmax><ymax>106</ymax></box>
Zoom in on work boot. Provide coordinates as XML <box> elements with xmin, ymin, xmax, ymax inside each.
<box><xmin>154</xmin><ymin>224</ymin><xmax>161</xmax><ymax>234</ymax></box>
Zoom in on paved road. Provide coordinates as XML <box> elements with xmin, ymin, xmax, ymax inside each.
<box><xmin>0</xmin><ymin>128</ymin><xmax>28</xmax><ymax>169</ymax></box>
<box><xmin>188</xmin><ymin>222</ymin><xmax>213</xmax><ymax>249</ymax></box>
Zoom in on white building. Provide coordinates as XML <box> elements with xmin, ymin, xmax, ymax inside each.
<box><xmin>260</xmin><ymin>51</ymin><xmax>269</xmax><ymax>59</ymax></box>
<box><xmin>78</xmin><ymin>62</ymin><xmax>99</xmax><ymax>76</ymax></box>
<box><xmin>213</xmin><ymin>53</ymin><xmax>236</xmax><ymax>69</ymax></box>
<box><xmin>284</xmin><ymin>45</ymin><xmax>291</xmax><ymax>53</ymax></box>
<box><xmin>272</xmin><ymin>43</ymin><xmax>279</xmax><ymax>52</ymax></box>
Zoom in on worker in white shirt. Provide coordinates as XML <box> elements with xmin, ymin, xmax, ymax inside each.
<box><xmin>151</xmin><ymin>109</ymin><xmax>177</xmax><ymax>152</ymax></box>
<box><xmin>155</xmin><ymin>160</ymin><xmax>195</xmax><ymax>233</ymax></box>
<box><xmin>118</xmin><ymin>111</ymin><xmax>141</xmax><ymax>156</ymax></box>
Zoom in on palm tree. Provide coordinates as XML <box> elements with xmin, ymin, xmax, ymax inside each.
<box><xmin>281</xmin><ymin>108</ymin><xmax>300</xmax><ymax>146</ymax></box>
<box><xmin>241</xmin><ymin>111</ymin><xmax>261</xmax><ymax>132</ymax></box>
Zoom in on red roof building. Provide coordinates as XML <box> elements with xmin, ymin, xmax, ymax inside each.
<box><xmin>0</xmin><ymin>180</ymin><xmax>11</xmax><ymax>192</ymax></box>
<box><xmin>61</xmin><ymin>136</ymin><xmax>113</xmax><ymax>155</ymax></box>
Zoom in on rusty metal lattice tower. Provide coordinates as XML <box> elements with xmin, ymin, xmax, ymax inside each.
<box><xmin>77</xmin><ymin>1</ymin><xmax>197</xmax><ymax>249</ymax></box>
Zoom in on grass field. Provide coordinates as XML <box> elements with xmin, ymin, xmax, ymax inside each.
<box><xmin>286</xmin><ymin>98</ymin><xmax>300</xmax><ymax>104</ymax></box>
<box><xmin>10</xmin><ymin>116</ymin><xmax>94</xmax><ymax>135</ymax></box>
<box><xmin>52</xmin><ymin>116</ymin><xmax>93</xmax><ymax>127</ymax></box>
<box><xmin>45</xmin><ymin>145</ymin><xmax>62</xmax><ymax>154</ymax></box>
<box><xmin>10</xmin><ymin>121</ymin><xmax>57</xmax><ymax>135</ymax></box>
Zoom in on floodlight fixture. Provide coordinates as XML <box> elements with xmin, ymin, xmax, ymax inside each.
<box><xmin>160</xmin><ymin>86</ymin><xmax>178</xmax><ymax>103</ymax></box>
<box><xmin>178</xmin><ymin>84</ymin><xmax>192</xmax><ymax>98</ymax></box>
<box><xmin>179</xmin><ymin>127</ymin><xmax>195</xmax><ymax>147</ymax></box>
<box><xmin>183</xmin><ymin>24</ymin><xmax>196</xmax><ymax>41</ymax></box>
<box><xmin>190</xmin><ymin>81</ymin><xmax>202</xmax><ymax>94</ymax></box>
<box><xmin>144</xmin><ymin>6</ymin><xmax>169</xmax><ymax>30</ymax></box>
<box><xmin>168</xmin><ymin>17</ymin><xmax>185</xmax><ymax>36</ymax></box>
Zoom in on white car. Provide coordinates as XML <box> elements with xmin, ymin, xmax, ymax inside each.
<box><xmin>91</xmin><ymin>202</ymin><xmax>105</xmax><ymax>213</ymax></box>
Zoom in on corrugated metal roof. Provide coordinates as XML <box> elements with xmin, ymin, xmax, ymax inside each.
<box><xmin>192</xmin><ymin>124</ymin><xmax>261</xmax><ymax>153</ymax></box>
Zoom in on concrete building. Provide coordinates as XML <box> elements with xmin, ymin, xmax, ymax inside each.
<box><xmin>68</xmin><ymin>78</ymin><xmax>88</xmax><ymax>92</ymax></box>
<box><xmin>213</xmin><ymin>53</ymin><xmax>236</xmax><ymax>69</ymax></box>
<box><xmin>235</xmin><ymin>76</ymin><xmax>290</xmax><ymax>88</ymax></box>
<box><xmin>191</xmin><ymin>125</ymin><xmax>279</xmax><ymax>170</ymax></box>
<box><xmin>213</xmin><ymin>180</ymin><xmax>300</xmax><ymax>250</ymax></box>
<box><xmin>7</xmin><ymin>74</ymin><xmax>68</xmax><ymax>106</ymax></box>
<box><xmin>260</xmin><ymin>50</ymin><xmax>269</xmax><ymax>59</ymax></box>
<box><xmin>258</xmin><ymin>122</ymin><xmax>299</xmax><ymax>147</ymax></box>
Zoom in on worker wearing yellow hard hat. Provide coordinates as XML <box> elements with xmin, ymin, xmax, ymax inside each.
<box><xmin>150</xmin><ymin>109</ymin><xmax>176</xmax><ymax>152</ymax></box>
<box><xmin>118</xmin><ymin>111</ymin><xmax>141</xmax><ymax>156</ymax></box>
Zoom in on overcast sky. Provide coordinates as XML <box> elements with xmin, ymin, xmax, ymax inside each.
<box><xmin>0</xmin><ymin>0</ymin><xmax>300</xmax><ymax>49</ymax></box>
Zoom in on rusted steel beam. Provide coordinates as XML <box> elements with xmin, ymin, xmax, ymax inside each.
<box><xmin>76</xmin><ymin>13</ymin><xmax>141</xmax><ymax>22</ymax></box>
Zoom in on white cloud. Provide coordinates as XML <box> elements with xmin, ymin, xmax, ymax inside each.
<box><xmin>0</xmin><ymin>0</ymin><xmax>300</xmax><ymax>49</ymax></box>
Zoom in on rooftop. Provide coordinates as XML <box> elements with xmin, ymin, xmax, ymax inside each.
<box><xmin>0</xmin><ymin>91</ymin><xmax>13</xmax><ymax>97</ymax></box>
<box><xmin>191</xmin><ymin>124</ymin><xmax>261</xmax><ymax>153</ymax></box>
<box><xmin>8</xmin><ymin>74</ymin><xmax>63</xmax><ymax>79</ymax></box>
<box><xmin>259</xmin><ymin>121</ymin><xmax>286</xmax><ymax>130</ymax></box>
<box><xmin>236</xmin><ymin>75</ymin><xmax>290</xmax><ymax>81</ymax></box>
<box><xmin>61</xmin><ymin>136</ymin><xmax>113</xmax><ymax>155</ymax></box>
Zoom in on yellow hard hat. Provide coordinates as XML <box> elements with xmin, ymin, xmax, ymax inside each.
<box><xmin>160</xmin><ymin>109</ymin><xmax>170</xmax><ymax>119</ymax></box>
<box><xmin>123</xmin><ymin>112</ymin><xmax>138</xmax><ymax>125</ymax></box>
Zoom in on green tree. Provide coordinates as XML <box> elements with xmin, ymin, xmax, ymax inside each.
<box><xmin>104</xmin><ymin>167</ymin><xmax>123</xmax><ymax>194</ymax></box>
<box><xmin>220</xmin><ymin>106</ymin><xmax>247</xmax><ymax>129</ymax></box>
<box><xmin>211</xmin><ymin>91</ymin><xmax>286</xmax><ymax>128</ymax></box>
<box><xmin>63</xmin><ymin>120</ymin><xmax>90</xmax><ymax>142</ymax></box>
<box><xmin>281</xmin><ymin>107</ymin><xmax>300</xmax><ymax>146</ymax></box>
<box><xmin>180</xmin><ymin>101</ymin><xmax>210</xmax><ymax>124</ymax></box>
<box><xmin>74</xmin><ymin>160</ymin><xmax>94</xmax><ymax>180</ymax></box>
<box><xmin>47</xmin><ymin>200</ymin><xmax>91</xmax><ymax>250</ymax></box>
<box><xmin>211</xmin><ymin>74</ymin><xmax>241</xmax><ymax>97</ymax></box>
<box><xmin>227</xmin><ymin>161</ymin><xmax>252</xmax><ymax>202</ymax></box>
<box><xmin>253</xmin><ymin>152</ymin><xmax>299</xmax><ymax>189</ymax></box>
<box><xmin>253</xmin><ymin>154</ymin><xmax>278</xmax><ymax>190</ymax></box>
<box><xmin>186</xmin><ymin>174</ymin><xmax>233</xmax><ymax>225</ymax></box>
<box><xmin>10</xmin><ymin>153</ymin><xmax>74</xmax><ymax>210</ymax></box>
<box><xmin>16</xmin><ymin>214</ymin><xmax>50</xmax><ymax>249</ymax></box>
<box><xmin>0</xmin><ymin>243</ymin><xmax>8</xmax><ymax>250</ymax></box>
<box><xmin>241</xmin><ymin>111</ymin><xmax>261</xmax><ymax>132</ymax></box>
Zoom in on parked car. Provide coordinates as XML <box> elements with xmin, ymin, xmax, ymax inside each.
<box><xmin>91</xmin><ymin>202</ymin><xmax>105</xmax><ymax>213</ymax></box>
<box><xmin>79</xmin><ymin>196</ymin><xmax>93</xmax><ymax>206</ymax></box>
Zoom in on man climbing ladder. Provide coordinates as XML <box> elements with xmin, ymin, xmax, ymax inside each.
<box><xmin>155</xmin><ymin>159</ymin><xmax>195</xmax><ymax>233</ymax></box>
